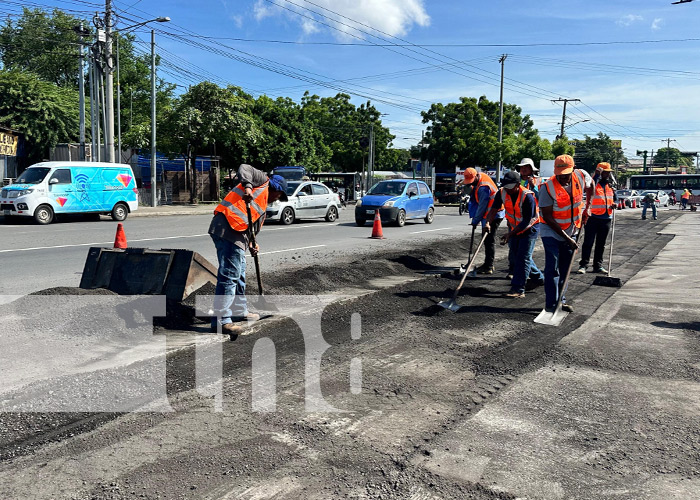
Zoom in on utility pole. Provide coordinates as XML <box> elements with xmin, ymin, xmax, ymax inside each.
<box><xmin>368</xmin><ymin>123</ymin><xmax>374</xmax><ymax>190</ymax></box>
<box><xmin>497</xmin><ymin>54</ymin><xmax>507</xmax><ymax>183</ymax></box>
<box><xmin>151</xmin><ymin>29</ymin><xmax>158</xmax><ymax>207</ymax></box>
<box><xmin>103</xmin><ymin>0</ymin><xmax>115</xmax><ymax>162</ymax></box>
<box><xmin>636</xmin><ymin>150</ymin><xmax>649</xmax><ymax>175</ymax></box>
<box><xmin>115</xmin><ymin>34</ymin><xmax>121</xmax><ymax>162</ymax></box>
<box><xmin>650</xmin><ymin>150</ymin><xmax>655</xmax><ymax>174</ymax></box>
<box><xmin>77</xmin><ymin>23</ymin><xmax>87</xmax><ymax>161</ymax></box>
<box><xmin>662</xmin><ymin>138</ymin><xmax>674</xmax><ymax>175</ymax></box>
<box><xmin>552</xmin><ymin>98</ymin><xmax>580</xmax><ymax>139</ymax></box>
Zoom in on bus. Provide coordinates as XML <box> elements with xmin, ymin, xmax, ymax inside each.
<box><xmin>272</xmin><ymin>166</ymin><xmax>306</xmax><ymax>181</ymax></box>
<box><xmin>628</xmin><ymin>174</ymin><xmax>700</xmax><ymax>193</ymax></box>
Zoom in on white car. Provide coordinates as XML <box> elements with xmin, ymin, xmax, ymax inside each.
<box><xmin>266</xmin><ymin>180</ymin><xmax>342</xmax><ymax>225</ymax></box>
<box><xmin>639</xmin><ymin>190</ymin><xmax>669</xmax><ymax>207</ymax></box>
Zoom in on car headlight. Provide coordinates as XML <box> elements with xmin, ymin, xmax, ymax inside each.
<box><xmin>19</xmin><ymin>189</ymin><xmax>34</xmax><ymax>196</ymax></box>
<box><xmin>383</xmin><ymin>200</ymin><xmax>395</xmax><ymax>207</ymax></box>
<box><xmin>356</xmin><ymin>199</ymin><xmax>362</xmax><ymax>207</ymax></box>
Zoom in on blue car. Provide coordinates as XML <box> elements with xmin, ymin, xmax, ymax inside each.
<box><xmin>355</xmin><ymin>179</ymin><xmax>435</xmax><ymax>227</ymax></box>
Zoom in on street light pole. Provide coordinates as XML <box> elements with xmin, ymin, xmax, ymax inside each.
<box><xmin>115</xmin><ymin>34</ymin><xmax>121</xmax><ymax>162</ymax></box>
<box><xmin>104</xmin><ymin>0</ymin><xmax>115</xmax><ymax>162</ymax></box>
<box><xmin>77</xmin><ymin>23</ymin><xmax>87</xmax><ymax>161</ymax></box>
<box><xmin>497</xmin><ymin>54</ymin><xmax>507</xmax><ymax>183</ymax></box>
<box><xmin>151</xmin><ymin>28</ymin><xmax>157</xmax><ymax>207</ymax></box>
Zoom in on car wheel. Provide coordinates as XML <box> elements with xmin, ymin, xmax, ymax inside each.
<box><xmin>424</xmin><ymin>207</ymin><xmax>434</xmax><ymax>224</ymax></box>
<box><xmin>111</xmin><ymin>202</ymin><xmax>128</xmax><ymax>221</ymax></box>
<box><xmin>34</xmin><ymin>204</ymin><xmax>54</xmax><ymax>225</ymax></box>
<box><xmin>325</xmin><ymin>206</ymin><xmax>338</xmax><ymax>222</ymax></box>
<box><xmin>355</xmin><ymin>218</ymin><xmax>366</xmax><ymax>227</ymax></box>
<box><xmin>281</xmin><ymin>207</ymin><xmax>295</xmax><ymax>225</ymax></box>
<box><xmin>396</xmin><ymin>209</ymin><xmax>406</xmax><ymax>227</ymax></box>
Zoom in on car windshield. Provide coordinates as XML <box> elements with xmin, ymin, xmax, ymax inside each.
<box><xmin>617</xmin><ymin>190</ymin><xmax>632</xmax><ymax>196</ymax></box>
<box><xmin>285</xmin><ymin>182</ymin><xmax>300</xmax><ymax>195</ymax></box>
<box><xmin>368</xmin><ymin>181</ymin><xmax>406</xmax><ymax>196</ymax></box>
<box><xmin>16</xmin><ymin>167</ymin><xmax>51</xmax><ymax>184</ymax></box>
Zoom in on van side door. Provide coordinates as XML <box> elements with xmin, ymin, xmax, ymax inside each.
<box><xmin>47</xmin><ymin>168</ymin><xmax>74</xmax><ymax>213</ymax></box>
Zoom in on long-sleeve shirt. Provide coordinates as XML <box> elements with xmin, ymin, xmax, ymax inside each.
<box><xmin>208</xmin><ymin>164</ymin><xmax>268</xmax><ymax>249</ymax></box>
<box><xmin>470</xmin><ymin>184</ymin><xmax>504</xmax><ymax>225</ymax></box>
<box><xmin>491</xmin><ymin>190</ymin><xmax>539</xmax><ymax>237</ymax></box>
<box><xmin>590</xmin><ymin>173</ymin><xmax>618</xmax><ymax>220</ymax></box>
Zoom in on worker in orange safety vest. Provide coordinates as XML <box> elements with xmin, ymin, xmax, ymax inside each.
<box><xmin>209</xmin><ymin>164</ymin><xmax>288</xmax><ymax>337</ymax></box>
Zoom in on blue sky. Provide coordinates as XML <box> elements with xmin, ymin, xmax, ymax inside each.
<box><xmin>7</xmin><ymin>0</ymin><xmax>700</xmax><ymax>160</ymax></box>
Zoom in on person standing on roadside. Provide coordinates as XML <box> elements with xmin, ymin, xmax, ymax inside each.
<box><xmin>485</xmin><ymin>171</ymin><xmax>544</xmax><ymax>298</ymax></box>
<box><xmin>539</xmin><ymin>155</ymin><xmax>585</xmax><ymax>314</ymax></box>
<box><xmin>577</xmin><ymin>162</ymin><xmax>617</xmax><ymax>274</ymax></box>
<box><xmin>507</xmin><ymin>157</ymin><xmax>541</xmax><ymax>279</ymax></box>
<box><xmin>681</xmin><ymin>188</ymin><xmax>690</xmax><ymax>210</ymax></box>
<box><xmin>463</xmin><ymin>167</ymin><xmax>505</xmax><ymax>274</ymax></box>
<box><xmin>209</xmin><ymin>164</ymin><xmax>289</xmax><ymax>337</ymax></box>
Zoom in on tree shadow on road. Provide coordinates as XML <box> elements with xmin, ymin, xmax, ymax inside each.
<box><xmin>651</xmin><ymin>320</ymin><xmax>700</xmax><ymax>333</ymax></box>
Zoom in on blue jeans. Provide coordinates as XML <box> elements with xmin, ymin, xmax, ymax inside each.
<box><xmin>542</xmin><ymin>236</ymin><xmax>574</xmax><ymax>310</ymax></box>
<box><xmin>211</xmin><ymin>234</ymin><xmax>248</xmax><ymax>326</ymax></box>
<box><xmin>642</xmin><ymin>201</ymin><xmax>657</xmax><ymax>219</ymax></box>
<box><xmin>510</xmin><ymin>235</ymin><xmax>544</xmax><ymax>293</ymax></box>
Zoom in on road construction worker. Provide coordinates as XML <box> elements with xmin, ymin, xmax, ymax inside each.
<box><xmin>539</xmin><ymin>154</ymin><xmax>586</xmax><ymax>314</ymax></box>
<box><xmin>578</xmin><ymin>162</ymin><xmax>617</xmax><ymax>274</ymax></box>
<box><xmin>642</xmin><ymin>191</ymin><xmax>658</xmax><ymax>220</ymax></box>
<box><xmin>515</xmin><ymin>157</ymin><xmax>542</xmax><ymax>196</ymax></box>
<box><xmin>209</xmin><ymin>164</ymin><xmax>288</xmax><ymax>337</ymax></box>
<box><xmin>485</xmin><ymin>170</ymin><xmax>544</xmax><ymax>298</ymax></box>
<box><xmin>681</xmin><ymin>188</ymin><xmax>690</xmax><ymax>210</ymax></box>
<box><xmin>463</xmin><ymin>167</ymin><xmax>505</xmax><ymax>274</ymax></box>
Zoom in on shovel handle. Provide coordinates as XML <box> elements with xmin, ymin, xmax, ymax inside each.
<box><xmin>553</xmin><ymin>226</ymin><xmax>584</xmax><ymax>312</ymax></box>
<box><xmin>451</xmin><ymin>230</ymin><xmax>489</xmax><ymax>301</ymax></box>
<box><xmin>246</xmin><ymin>201</ymin><xmax>265</xmax><ymax>296</ymax></box>
<box><xmin>607</xmin><ymin>208</ymin><xmax>616</xmax><ymax>276</ymax></box>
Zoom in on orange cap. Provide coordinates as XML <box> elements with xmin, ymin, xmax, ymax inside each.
<box><xmin>554</xmin><ymin>154</ymin><xmax>575</xmax><ymax>175</ymax></box>
<box><xmin>463</xmin><ymin>167</ymin><xmax>478</xmax><ymax>184</ymax></box>
<box><xmin>597</xmin><ymin>162</ymin><xmax>612</xmax><ymax>171</ymax></box>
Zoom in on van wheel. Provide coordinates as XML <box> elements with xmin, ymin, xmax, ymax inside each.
<box><xmin>34</xmin><ymin>204</ymin><xmax>54</xmax><ymax>225</ymax></box>
<box><xmin>111</xmin><ymin>202</ymin><xmax>128</xmax><ymax>221</ymax></box>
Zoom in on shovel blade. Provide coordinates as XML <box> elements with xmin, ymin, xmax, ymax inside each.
<box><xmin>437</xmin><ymin>299</ymin><xmax>461</xmax><ymax>312</ymax></box>
<box><xmin>592</xmin><ymin>276</ymin><xmax>622</xmax><ymax>288</ymax></box>
<box><xmin>534</xmin><ymin>306</ymin><xmax>569</xmax><ymax>326</ymax></box>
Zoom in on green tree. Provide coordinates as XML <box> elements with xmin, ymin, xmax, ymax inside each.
<box><xmin>574</xmin><ymin>132</ymin><xmax>627</xmax><ymax>172</ymax></box>
<box><xmin>652</xmin><ymin>147</ymin><xmax>693</xmax><ymax>171</ymax></box>
<box><xmin>551</xmin><ymin>136</ymin><xmax>575</xmax><ymax>157</ymax></box>
<box><xmin>0</xmin><ymin>70</ymin><xmax>79</xmax><ymax>163</ymax></box>
<box><xmin>378</xmin><ymin>148</ymin><xmax>412</xmax><ymax>170</ymax></box>
<box><xmin>160</xmin><ymin>82</ymin><xmax>259</xmax><ymax>202</ymax></box>
<box><xmin>420</xmin><ymin>96</ymin><xmax>544</xmax><ymax>170</ymax></box>
<box><xmin>0</xmin><ymin>7</ymin><xmax>84</xmax><ymax>88</ymax></box>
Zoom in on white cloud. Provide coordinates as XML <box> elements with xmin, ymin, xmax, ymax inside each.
<box><xmin>616</xmin><ymin>14</ymin><xmax>643</xmax><ymax>27</ymax></box>
<box><xmin>651</xmin><ymin>18</ymin><xmax>663</xmax><ymax>31</ymax></box>
<box><xmin>231</xmin><ymin>15</ymin><xmax>244</xmax><ymax>28</ymax></box>
<box><xmin>254</xmin><ymin>0</ymin><xmax>430</xmax><ymax>38</ymax></box>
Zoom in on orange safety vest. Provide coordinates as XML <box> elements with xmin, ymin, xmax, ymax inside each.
<box><xmin>501</xmin><ymin>186</ymin><xmax>540</xmax><ymax>235</ymax></box>
<box><xmin>590</xmin><ymin>180</ymin><xmax>614</xmax><ymax>216</ymax></box>
<box><xmin>543</xmin><ymin>174</ymin><xmax>583</xmax><ymax>230</ymax></box>
<box><xmin>473</xmin><ymin>172</ymin><xmax>498</xmax><ymax>212</ymax></box>
<box><xmin>682</xmin><ymin>190</ymin><xmax>690</xmax><ymax>199</ymax></box>
<box><xmin>214</xmin><ymin>181</ymin><xmax>269</xmax><ymax>232</ymax></box>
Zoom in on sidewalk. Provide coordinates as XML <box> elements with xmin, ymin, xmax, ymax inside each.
<box><xmin>130</xmin><ymin>203</ymin><xmax>216</xmax><ymax>217</ymax></box>
<box><xmin>418</xmin><ymin>213</ymin><xmax>700</xmax><ymax>499</ymax></box>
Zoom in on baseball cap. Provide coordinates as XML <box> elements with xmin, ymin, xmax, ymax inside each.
<box><xmin>463</xmin><ymin>167</ymin><xmax>478</xmax><ymax>184</ymax></box>
<box><xmin>554</xmin><ymin>154</ymin><xmax>575</xmax><ymax>175</ymax></box>
<box><xmin>500</xmin><ymin>171</ymin><xmax>521</xmax><ymax>189</ymax></box>
<box><xmin>268</xmin><ymin>174</ymin><xmax>289</xmax><ymax>201</ymax></box>
<box><xmin>597</xmin><ymin>162</ymin><xmax>612</xmax><ymax>171</ymax></box>
<box><xmin>516</xmin><ymin>157</ymin><xmax>539</xmax><ymax>173</ymax></box>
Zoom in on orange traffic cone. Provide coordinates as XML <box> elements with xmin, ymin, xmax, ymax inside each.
<box><xmin>632</xmin><ymin>199</ymin><xmax>637</xmax><ymax>208</ymax></box>
<box><xmin>369</xmin><ymin>210</ymin><xmax>384</xmax><ymax>239</ymax></box>
<box><xmin>114</xmin><ymin>223</ymin><xmax>127</xmax><ymax>249</ymax></box>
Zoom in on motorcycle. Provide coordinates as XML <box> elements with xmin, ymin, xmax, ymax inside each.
<box><xmin>458</xmin><ymin>193</ymin><xmax>470</xmax><ymax>216</ymax></box>
<box><xmin>669</xmin><ymin>192</ymin><xmax>677</xmax><ymax>206</ymax></box>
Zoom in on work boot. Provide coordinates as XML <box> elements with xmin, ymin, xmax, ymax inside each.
<box><xmin>476</xmin><ymin>264</ymin><xmax>494</xmax><ymax>275</ymax></box>
<box><xmin>593</xmin><ymin>267</ymin><xmax>608</xmax><ymax>274</ymax></box>
<box><xmin>503</xmin><ymin>290</ymin><xmax>525</xmax><ymax>298</ymax></box>
<box><xmin>506</xmin><ymin>273</ymin><xmax>514</xmax><ymax>280</ymax></box>
<box><xmin>577</xmin><ymin>266</ymin><xmax>586</xmax><ymax>274</ymax></box>
<box><xmin>561</xmin><ymin>304</ymin><xmax>574</xmax><ymax>313</ymax></box>
<box><xmin>232</xmin><ymin>312</ymin><xmax>261</xmax><ymax>322</ymax></box>
<box><xmin>211</xmin><ymin>322</ymin><xmax>244</xmax><ymax>337</ymax></box>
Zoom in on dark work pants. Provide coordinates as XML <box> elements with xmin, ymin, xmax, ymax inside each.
<box><xmin>579</xmin><ymin>216</ymin><xmax>611</xmax><ymax>270</ymax></box>
<box><xmin>482</xmin><ymin>217</ymin><xmax>503</xmax><ymax>268</ymax></box>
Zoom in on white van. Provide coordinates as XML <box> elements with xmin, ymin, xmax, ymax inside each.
<box><xmin>0</xmin><ymin>161</ymin><xmax>138</xmax><ymax>224</ymax></box>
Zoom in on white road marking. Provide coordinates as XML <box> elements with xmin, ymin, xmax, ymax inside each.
<box><xmin>410</xmin><ymin>227</ymin><xmax>455</xmax><ymax>234</ymax></box>
<box><xmin>259</xmin><ymin>244</ymin><xmax>326</xmax><ymax>255</ymax></box>
<box><xmin>0</xmin><ymin>233</ymin><xmax>210</xmax><ymax>253</ymax></box>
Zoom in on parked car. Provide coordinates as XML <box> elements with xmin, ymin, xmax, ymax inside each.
<box><xmin>0</xmin><ymin>161</ymin><xmax>137</xmax><ymax>224</ymax></box>
<box><xmin>639</xmin><ymin>190</ymin><xmax>670</xmax><ymax>207</ymax></box>
<box><xmin>355</xmin><ymin>179</ymin><xmax>434</xmax><ymax>227</ymax></box>
<box><xmin>266</xmin><ymin>180</ymin><xmax>342</xmax><ymax>225</ymax></box>
<box><xmin>616</xmin><ymin>189</ymin><xmax>640</xmax><ymax>207</ymax></box>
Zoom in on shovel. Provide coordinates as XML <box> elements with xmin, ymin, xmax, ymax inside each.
<box><xmin>455</xmin><ymin>224</ymin><xmax>477</xmax><ymax>277</ymax></box>
<box><xmin>246</xmin><ymin>202</ymin><xmax>278</xmax><ymax>314</ymax></box>
<box><xmin>593</xmin><ymin>209</ymin><xmax>622</xmax><ymax>288</ymax></box>
<box><xmin>534</xmin><ymin>227</ymin><xmax>584</xmax><ymax>326</ymax></box>
<box><xmin>438</xmin><ymin>230</ymin><xmax>488</xmax><ymax>312</ymax></box>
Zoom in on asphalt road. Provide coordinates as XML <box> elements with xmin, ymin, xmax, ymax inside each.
<box><xmin>0</xmin><ymin>206</ymin><xmax>469</xmax><ymax>297</ymax></box>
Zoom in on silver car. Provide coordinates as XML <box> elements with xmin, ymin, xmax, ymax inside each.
<box><xmin>266</xmin><ymin>180</ymin><xmax>342</xmax><ymax>225</ymax></box>
<box><xmin>639</xmin><ymin>190</ymin><xmax>670</xmax><ymax>207</ymax></box>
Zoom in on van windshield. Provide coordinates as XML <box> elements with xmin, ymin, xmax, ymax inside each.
<box><xmin>16</xmin><ymin>167</ymin><xmax>51</xmax><ymax>184</ymax></box>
